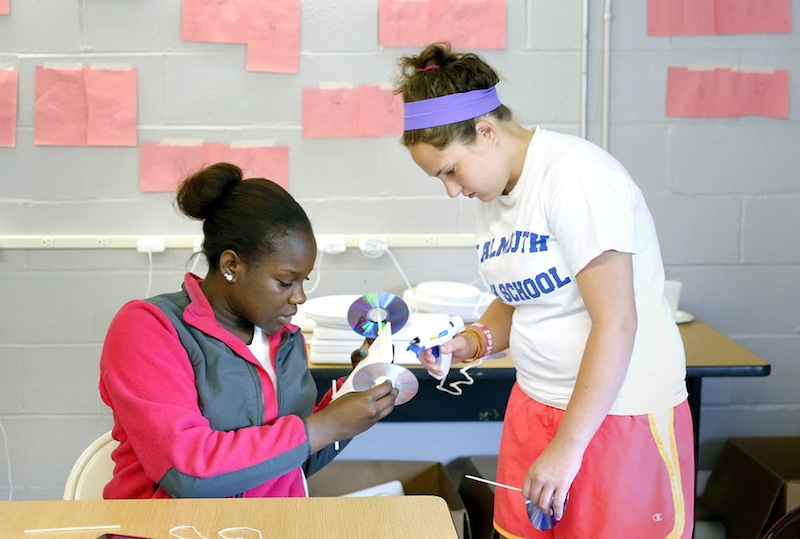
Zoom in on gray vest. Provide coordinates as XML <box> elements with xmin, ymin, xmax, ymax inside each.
<box><xmin>149</xmin><ymin>289</ymin><xmax>317</xmax><ymax>430</ymax></box>
<box><xmin>145</xmin><ymin>288</ymin><xmax>343</xmax><ymax>497</ymax></box>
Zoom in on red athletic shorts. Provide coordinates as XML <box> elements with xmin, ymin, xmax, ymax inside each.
<box><xmin>494</xmin><ymin>383</ymin><xmax>695</xmax><ymax>538</ymax></box>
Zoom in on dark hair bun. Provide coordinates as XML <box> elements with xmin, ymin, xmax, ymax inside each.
<box><xmin>176</xmin><ymin>162</ymin><xmax>243</xmax><ymax>221</ymax></box>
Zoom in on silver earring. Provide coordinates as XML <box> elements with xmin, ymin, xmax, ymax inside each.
<box><xmin>224</xmin><ymin>272</ymin><xmax>234</xmax><ymax>282</ymax></box>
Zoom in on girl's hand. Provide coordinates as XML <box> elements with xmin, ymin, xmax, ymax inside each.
<box><xmin>350</xmin><ymin>337</ymin><xmax>374</xmax><ymax>368</ymax></box>
<box><xmin>521</xmin><ymin>441</ymin><xmax>583</xmax><ymax>521</ymax></box>
<box><xmin>306</xmin><ymin>381</ymin><xmax>398</xmax><ymax>452</ymax></box>
<box><xmin>417</xmin><ymin>333</ymin><xmax>474</xmax><ymax>377</ymax></box>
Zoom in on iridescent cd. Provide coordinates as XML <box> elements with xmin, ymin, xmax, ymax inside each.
<box><xmin>526</xmin><ymin>497</ymin><xmax>566</xmax><ymax>531</ymax></box>
<box><xmin>347</xmin><ymin>292</ymin><xmax>409</xmax><ymax>338</ymax></box>
<box><xmin>352</xmin><ymin>363</ymin><xmax>419</xmax><ymax>405</ymax></box>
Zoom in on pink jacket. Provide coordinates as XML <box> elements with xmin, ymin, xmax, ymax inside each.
<box><xmin>99</xmin><ymin>273</ymin><xmax>343</xmax><ymax>499</ymax></box>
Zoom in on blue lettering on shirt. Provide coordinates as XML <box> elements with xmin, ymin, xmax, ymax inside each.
<box><xmin>488</xmin><ymin>266</ymin><xmax>572</xmax><ymax>304</ymax></box>
<box><xmin>477</xmin><ymin>231</ymin><xmax>550</xmax><ymax>263</ymax></box>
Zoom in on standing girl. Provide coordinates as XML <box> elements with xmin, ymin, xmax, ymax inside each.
<box><xmin>396</xmin><ymin>43</ymin><xmax>694</xmax><ymax>538</ymax></box>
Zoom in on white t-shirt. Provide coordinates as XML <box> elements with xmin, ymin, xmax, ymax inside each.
<box><xmin>248</xmin><ymin>325</ymin><xmax>308</xmax><ymax>495</ymax></box>
<box><xmin>476</xmin><ymin>127</ymin><xmax>687</xmax><ymax>415</ymax></box>
<box><xmin>248</xmin><ymin>325</ymin><xmax>278</xmax><ymax>394</ymax></box>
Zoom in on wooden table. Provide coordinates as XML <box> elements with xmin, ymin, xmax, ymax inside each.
<box><xmin>0</xmin><ymin>497</ymin><xmax>459</xmax><ymax>539</ymax></box>
<box><xmin>677</xmin><ymin>317</ymin><xmax>770</xmax><ymax>458</ymax></box>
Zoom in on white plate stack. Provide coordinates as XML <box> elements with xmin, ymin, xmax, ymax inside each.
<box><xmin>403</xmin><ymin>281</ymin><xmax>494</xmax><ymax>323</ymax></box>
<box><xmin>297</xmin><ymin>295</ymin><xmax>361</xmax><ymax>364</ymax></box>
<box><xmin>298</xmin><ymin>294</ymin><xmax>450</xmax><ymax>365</ymax></box>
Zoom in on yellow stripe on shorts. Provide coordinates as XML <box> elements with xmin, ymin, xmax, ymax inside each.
<box><xmin>649</xmin><ymin>407</ymin><xmax>686</xmax><ymax>538</ymax></box>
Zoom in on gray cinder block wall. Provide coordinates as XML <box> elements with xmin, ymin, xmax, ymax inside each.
<box><xmin>0</xmin><ymin>1</ymin><xmax>798</xmax><ymax>500</ymax></box>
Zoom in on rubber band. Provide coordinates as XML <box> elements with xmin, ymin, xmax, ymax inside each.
<box><xmin>169</xmin><ymin>526</ymin><xmax>263</xmax><ymax>539</ymax></box>
<box><xmin>219</xmin><ymin>527</ymin><xmax>263</xmax><ymax>539</ymax></box>
<box><xmin>459</xmin><ymin>323</ymin><xmax>494</xmax><ymax>362</ymax></box>
<box><xmin>170</xmin><ymin>526</ymin><xmax>208</xmax><ymax>539</ymax></box>
<box><xmin>459</xmin><ymin>327</ymin><xmax>484</xmax><ymax>362</ymax></box>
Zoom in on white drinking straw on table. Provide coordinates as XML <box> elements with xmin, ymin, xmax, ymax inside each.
<box><xmin>24</xmin><ymin>524</ymin><xmax>121</xmax><ymax>534</ymax></box>
<box><xmin>332</xmin><ymin>380</ymin><xmax>339</xmax><ymax>450</ymax></box>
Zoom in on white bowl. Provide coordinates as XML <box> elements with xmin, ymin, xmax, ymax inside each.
<box><xmin>300</xmin><ymin>294</ymin><xmax>360</xmax><ymax>328</ymax></box>
<box><xmin>414</xmin><ymin>281</ymin><xmax>481</xmax><ymax>306</ymax></box>
<box><xmin>403</xmin><ymin>288</ymin><xmax>494</xmax><ymax>323</ymax></box>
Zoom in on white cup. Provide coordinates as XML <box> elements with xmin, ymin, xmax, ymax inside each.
<box><xmin>664</xmin><ymin>280</ymin><xmax>683</xmax><ymax>319</ymax></box>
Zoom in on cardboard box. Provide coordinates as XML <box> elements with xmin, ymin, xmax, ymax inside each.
<box><xmin>702</xmin><ymin>437</ymin><xmax>800</xmax><ymax>539</ymax></box>
<box><xmin>308</xmin><ymin>460</ymin><xmax>468</xmax><ymax>539</ymax></box>
<box><xmin>446</xmin><ymin>455</ymin><xmax>500</xmax><ymax>539</ymax></box>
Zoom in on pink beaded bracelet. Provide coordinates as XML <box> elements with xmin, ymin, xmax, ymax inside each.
<box><xmin>461</xmin><ymin>322</ymin><xmax>494</xmax><ymax>363</ymax></box>
<box><xmin>469</xmin><ymin>322</ymin><xmax>494</xmax><ymax>357</ymax></box>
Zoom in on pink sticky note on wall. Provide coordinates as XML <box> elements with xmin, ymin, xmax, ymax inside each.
<box><xmin>246</xmin><ymin>0</ymin><xmax>301</xmax><ymax>73</ymax></box>
<box><xmin>85</xmin><ymin>67</ymin><xmax>138</xmax><ymax>146</ymax></box>
<box><xmin>666</xmin><ymin>67</ymin><xmax>717</xmax><ymax>117</ymax></box>
<box><xmin>736</xmin><ymin>69</ymin><xmax>789</xmax><ymax>119</ymax></box>
<box><xmin>304</xmin><ymin>86</ymin><xmax>404</xmax><ymax>138</ymax></box>
<box><xmin>220</xmin><ymin>146</ymin><xmax>289</xmax><ymax>189</ymax></box>
<box><xmin>34</xmin><ymin>66</ymin><xmax>87</xmax><ymax>146</ymax></box>
<box><xmin>357</xmin><ymin>86</ymin><xmax>403</xmax><ymax>137</ymax></box>
<box><xmin>429</xmin><ymin>0</ymin><xmax>506</xmax><ymax>49</ymax></box>
<box><xmin>302</xmin><ymin>87</ymin><xmax>360</xmax><ymax>138</ymax></box>
<box><xmin>35</xmin><ymin>65</ymin><xmax>138</xmax><ymax>147</ymax></box>
<box><xmin>648</xmin><ymin>0</ymin><xmax>791</xmax><ymax>35</ymax></box>
<box><xmin>716</xmin><ymin>0</ymin><xmax>791</xmax><ymax>35</ymax></box>
<box><xmin>0</xmin><ymin>68</ymin><xmax>18</xmax><ymax>147</ymax></box>
<box><xmin>647</xmin><ymin>0</ymin><xmax>715</xmax><ymax>35</ymax></box>
<box><xmin>379</xmin><ymin>0</ymin><xmax>431</xmax><ymax>47</ymax></box>
<box><xmin>140</xmin><ymin>142</ymin><xmax>213</xmax><ymax>192</ymax></box>
<box><xmin>0</xmin><ymin>0</ymin><xmax>9</xmax><ymax>15</ymax></box>
<box><xmin>379</xmin><ymin>0</ymin><xmax>506</xmax><ymax>49</ymax></box>
<box><xmin>666</xmin><ymin>66</ymin><xmax>789</xmax><ymax>119</ymax></box>
<box><xmin>182</xmin><ymin>0</ymin><xmax>248</xmax><ymax>43</ymax></box>
<box><xmin>141</xmin><ymin>142</ymin><xmax>290</xmax><ymax>192</ymax></box>
<box><xmin>711</xmin><ymin>68</ymin><xmax>739</xmax><ymax>117</ymax></box>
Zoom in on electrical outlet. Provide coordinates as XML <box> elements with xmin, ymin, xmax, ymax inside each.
<box><xmin>136</xmin><ymin>236</ymin><xmax>166</xmax><ymax>253</ymax></box>
<box><xmin>359</xmin><ymin>236</ymin><xmax>388</xmax><ymax>257</ymax></box>
<box><xmin>317</xmin><ymin>235</ymin><xmax>347</xmax><ymax>254</ymax></box>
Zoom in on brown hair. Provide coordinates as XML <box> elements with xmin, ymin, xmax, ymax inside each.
<box><xmin>176</xmin><ymin>162</ymin><xmax>313</xmax><ymax>269</ymax></box>
<box><xmin>395</xmin><ymin>42</ymin><xmax>512</xmax><ymax>149</ymax></box>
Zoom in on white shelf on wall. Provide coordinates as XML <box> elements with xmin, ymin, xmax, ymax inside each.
<box><xmin>0</xmin><ymin>234</ymin><xmax>476</xmax><ymax>250</ymax></box>
<box><xmin>0</xmin><ymin>235</ymin><xmax>201</xmax><ymax>250</ymax></box>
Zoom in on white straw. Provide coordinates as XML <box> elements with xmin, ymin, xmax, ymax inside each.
<box><xmin>25</xmin><ymin>524</ymin><xmax>121</xmax><ymax>534</ymax></box>
<box><xmin>332</xmin><ymin>380</ymin><xmax>339</xmax><ymax>451</ymax></box>
<box><xmin>464</xmin><ymin>474</ymin><xmax>522</xmax><ymax>492</ymax></box>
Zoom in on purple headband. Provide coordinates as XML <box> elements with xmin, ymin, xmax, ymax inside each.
<box><xmin>403</xmin><ymin>86</ymin><xmax>502</xmax><ymax>131</ymax></box>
